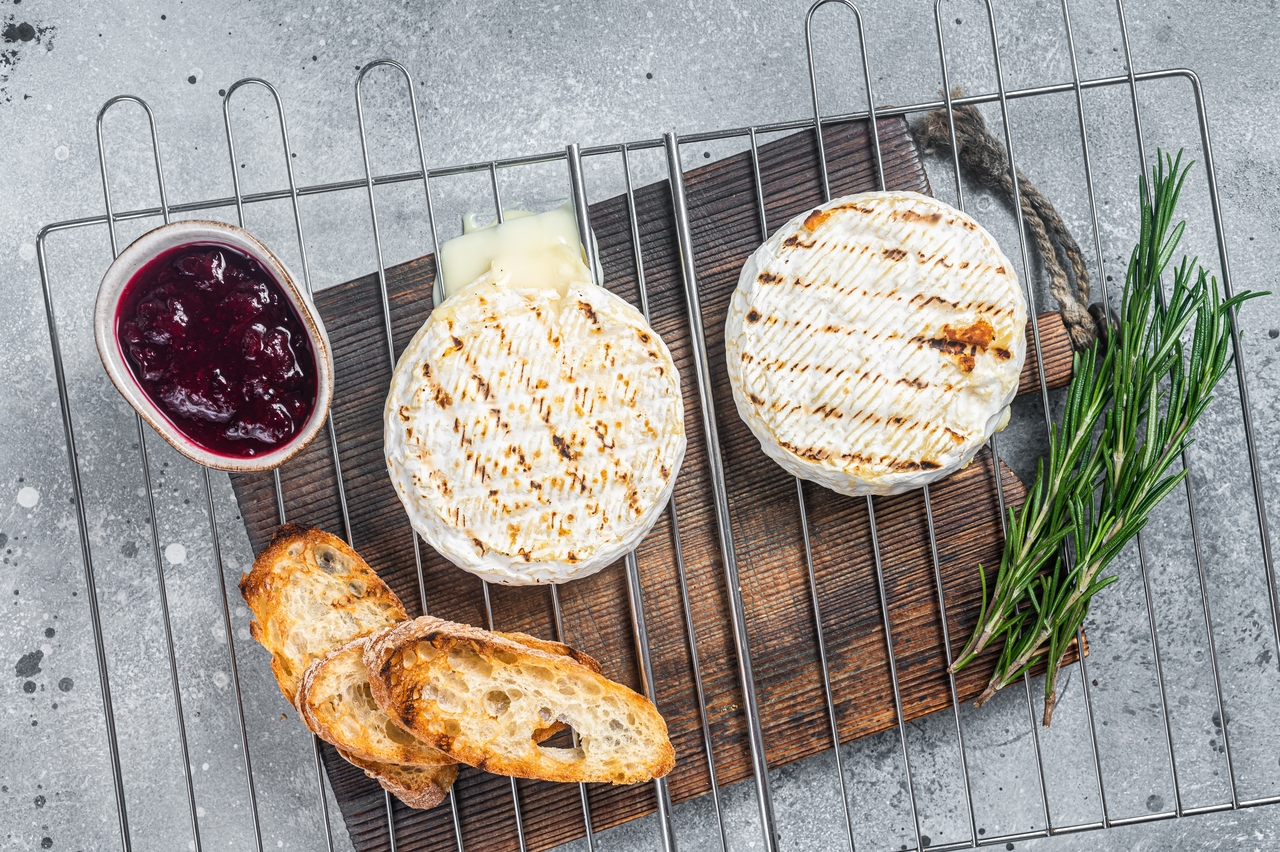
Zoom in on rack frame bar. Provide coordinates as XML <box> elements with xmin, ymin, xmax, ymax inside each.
<box><xmin>31</xmin><ymin>2</ymin><xmax>1278</xmax><ymax>851</ymax></box>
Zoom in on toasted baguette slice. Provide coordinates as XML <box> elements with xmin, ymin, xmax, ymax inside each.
<box><xmin>296</xmin><ymin>637</ymin><xmax>455</xmax><ymax>766</ymax></box>
<box><xmin>240</xmin><ymin>524</ymin><xmax>408</xmax><ymax>702</ymax></box>
<box><xmin>300</xmin><ymin>630</ymin><xmax>596</xmax><ymax>766</ymax></box>
<box><xmin>364</xmin><ymin>616</ymin><xmax>675</xmax><ymax>784</ymax></box>
<box><xmin>338</xmin><ymin>749</ymin><xmax>458</xmax><ymax>810</ymax></box>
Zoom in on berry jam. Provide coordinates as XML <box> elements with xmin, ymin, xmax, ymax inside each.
<box><xmin>115</xmin><ymin>242</ymin><xmax>317</xmax><ymax>458</ymax></box>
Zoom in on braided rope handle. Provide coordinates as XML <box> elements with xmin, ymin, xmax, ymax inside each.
<box><xmin>914</xmin><ymin>91</ymin><xmax>1100</xmax><ymax>350</ymax></box>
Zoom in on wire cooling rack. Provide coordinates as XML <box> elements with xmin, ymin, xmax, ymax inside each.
<box><xmin>32</xmin><ymin>1</ymin><xmax>1277</xmax><ymax>850</ymax></box>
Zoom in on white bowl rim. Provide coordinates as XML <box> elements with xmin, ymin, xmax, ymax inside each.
<box><xmin>94</xmin><ymin>219</ymin><xmax>334</xmax><ymax>473</ymax></box>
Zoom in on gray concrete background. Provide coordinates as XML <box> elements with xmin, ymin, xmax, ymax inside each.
<box><xmin>2</xmin><ymin>0</ymin><xmax>1278</xmax><ymax>850</ymax></box>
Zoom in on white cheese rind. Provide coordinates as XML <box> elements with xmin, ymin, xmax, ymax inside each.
<box><xmin>725</xmin><ymin>191</ymin><xmax>1027</xmax><ymax>496</ymax></box>
<box><xmin>386</xmin><ymin>270</ymin><xmax>685</xmax><ymax>585</ymax></box>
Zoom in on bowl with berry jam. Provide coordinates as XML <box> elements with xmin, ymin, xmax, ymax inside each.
<box><xmin>94</xmin><ymin>220</ymin><xmax>334</xmax><ymax>472</ymax></box>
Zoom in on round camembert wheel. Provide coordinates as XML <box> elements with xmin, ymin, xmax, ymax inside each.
<box><xmin>725</xmin><ymin>191</ymin><xmax>1027</xmax><ymax>497</ymax></box>
<box><xmin>386</xmin><ymin>252</ymin><xmax>685</xmax><ymax>585</ymax></box>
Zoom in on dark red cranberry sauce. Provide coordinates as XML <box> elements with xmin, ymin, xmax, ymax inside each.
<box><xmin>116</xmin><ymin>242</ymin><xmax>317</xmax><ymax>458</ymax></box>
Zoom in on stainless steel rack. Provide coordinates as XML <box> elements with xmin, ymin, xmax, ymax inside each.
<box><xmin>33</xmin><ymin>1</ymin><xmax>1276</xmax><ymax>851</ymax></box>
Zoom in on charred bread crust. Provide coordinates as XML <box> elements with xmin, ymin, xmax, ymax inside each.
<box><xmin>337</xmin><ymin>749</ymin><xmax>458</xmax><ymax>810</ymax></box>
<box><xmin>492</xmin><ymin>630</ymin><xmax>603</xmax><ymax>674</ymax></box>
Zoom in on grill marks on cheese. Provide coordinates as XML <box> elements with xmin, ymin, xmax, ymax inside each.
<box><xmin>727</xmin><ymin>192</ymin><xmax>1026</xmax><ymax>489</ymax></box>
<box><xmin>389</xmin><ymin>276</ymin><xmax>683</xmax><ymax>574</ymax></box>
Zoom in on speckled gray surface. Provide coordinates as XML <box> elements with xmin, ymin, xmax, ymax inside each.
<box><xmin>2</xmin><ymin>1</ymin><xmax>1278</xmax><ymax>851</ymax></box>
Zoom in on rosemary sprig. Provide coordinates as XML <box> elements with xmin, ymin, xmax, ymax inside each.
<box><xmin>950</xmin><ymin>151</ymin><xmax>1266</xmax><ymax>726</ymax></box>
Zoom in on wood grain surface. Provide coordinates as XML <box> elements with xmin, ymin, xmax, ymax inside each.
<box><xmin>229</xmin><ymin>116</ymin><xmax>1076</xmax><ymax>852</ymax></box>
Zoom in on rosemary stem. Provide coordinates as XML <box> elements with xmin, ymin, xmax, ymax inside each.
<box><xmin>951</xmin><ymin>379</ymin><xmax>1107</xmax><ymax>672</ymax></box>
<box><xmin>980</xmin><ymin>422</ymin><xmax>1190</xmax><ymax>711</ymax></box>
<box><xmin>948</xmin><ymin>151</ymin><xmax>1264</xmax><ymax>727</ymax></box>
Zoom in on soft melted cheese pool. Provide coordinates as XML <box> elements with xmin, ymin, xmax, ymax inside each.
<box><xmin>438</xmin><ymin>205</ymin><xmax>589</xmax><ymax>299</ymax></box>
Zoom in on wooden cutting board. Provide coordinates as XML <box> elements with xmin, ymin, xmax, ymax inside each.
<box><xmin>229</xmin><ymin>116</ymin><xmax>1075</xmax><ymax>852</ymax></box>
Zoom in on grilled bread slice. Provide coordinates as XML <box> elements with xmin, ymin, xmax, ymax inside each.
<box><xmin>364</xmin><ymin>616</ymin><xmax>674</xmax><ymax>784</ymax></box>
<box><xmin>296</xmin><ymin>630</ymin><xmax>596</xmax><ymax>765</ymax></box>
<box><xmin>725</xmin><ymin>191</ymin><xmax>1027</xmax><ymax>496</ymax></box>
<box><xmin>338</xmin><ymin>749</ymin><xmax>459</xmax><ymax>810</ymax></box>
<box><xmin>239</xmin><ymin>524</ymin><xmax>408</xmax><ymax>702</ymax></box>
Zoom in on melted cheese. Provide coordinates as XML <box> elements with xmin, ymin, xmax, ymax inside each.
<box><xmin>725</xmin><ymin>191</ymin><xmax>1026</xmax><ymax>497</ymax></box>
<box><xmin>439</xmin><ymin>204</ymin><xmax>586</xmax><ymax>299</ymax></box>
<box><xmin>388</xmin><ymin>212</ymin><xmax>685</xmax><ymax>585</ymax></box>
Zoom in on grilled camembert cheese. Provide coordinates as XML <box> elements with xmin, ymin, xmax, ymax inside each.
<box><xmin>725</xmin><ymin>191</ymin><xmax>1026</xmax><ymax>496</ymax></box>
<box><xmin>386</xmin><ymin>209</ymin><xmax>685</xmax><ymax>585</ymax></box>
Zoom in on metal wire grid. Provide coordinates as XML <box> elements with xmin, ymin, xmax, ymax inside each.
<box><xmin>31</xmin><ymin>0</ymin><xmax>1277</xmax><ymax>850</ymax></box>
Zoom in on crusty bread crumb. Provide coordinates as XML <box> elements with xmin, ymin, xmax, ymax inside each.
<box><xmin>364</xmin><ymin>616</ymin><xmax>675</xmax><ymax>785</ymax></box>
<box><xmin>239</xmin><ymin>524</ymin><xmax>408</xmax><ymax>703</ymax></box>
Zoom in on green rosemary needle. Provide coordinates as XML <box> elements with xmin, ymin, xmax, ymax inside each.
<box><xmin>950</xmin><ymin>150</ymin><xmax>1265</xmax><ymax>726</ymax></box>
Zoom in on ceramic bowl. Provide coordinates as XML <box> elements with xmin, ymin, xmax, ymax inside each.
<box><xmin>94</xmin><ymin>219</ymin><xmax>334</xmax><ymax>472</ymax></box>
